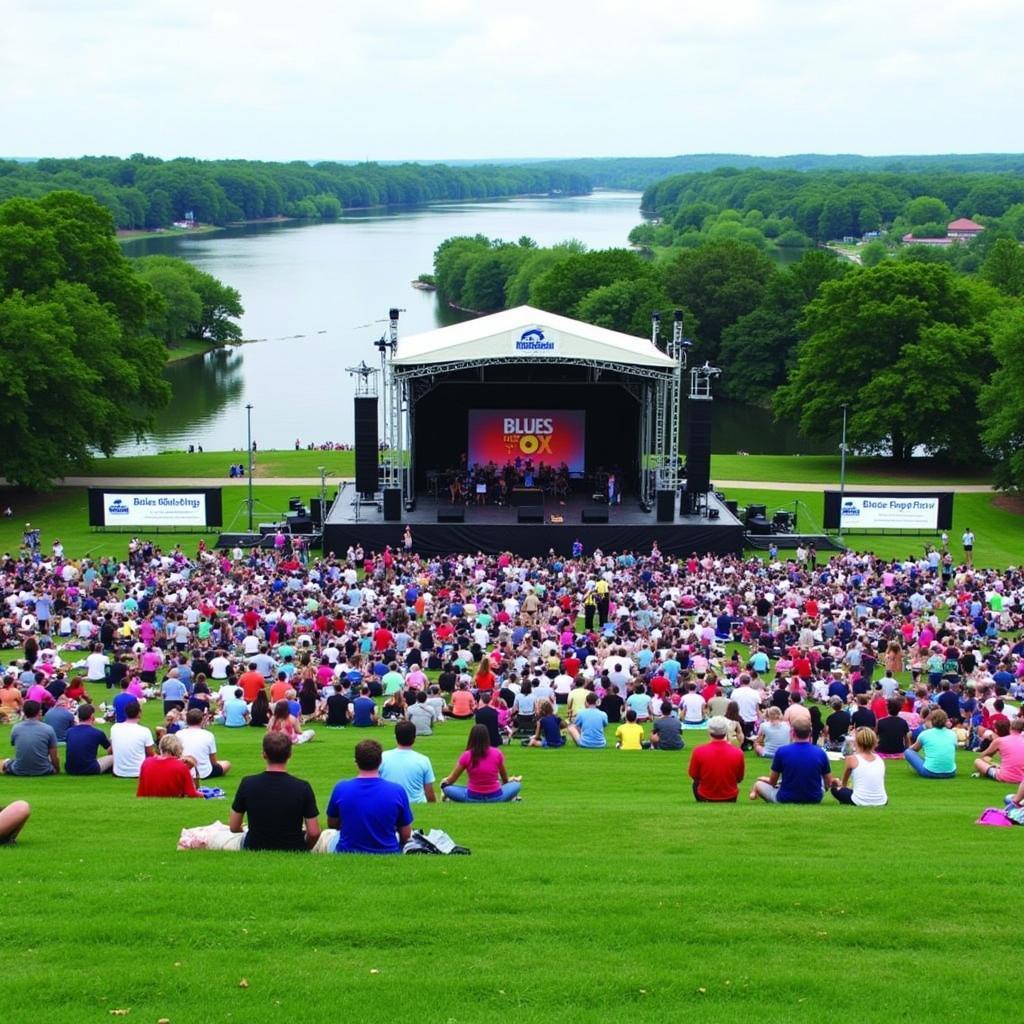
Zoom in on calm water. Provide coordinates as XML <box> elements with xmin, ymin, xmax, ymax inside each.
<box><xmin>119</xmin><ymin>192</ymin><xmax>829</xmax><ymax>456</ymax></box>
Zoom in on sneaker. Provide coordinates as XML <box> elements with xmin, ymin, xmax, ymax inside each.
<box><xmin>971</xmin><ymin>772</ymin><xmax>981</xmax><ymax>778</ymax></box>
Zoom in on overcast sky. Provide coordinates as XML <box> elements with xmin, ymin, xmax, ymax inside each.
<box><xmin>3</xmin><ymin>0</ymin><xmax>1021</xmax><ymax>161</ymax></box>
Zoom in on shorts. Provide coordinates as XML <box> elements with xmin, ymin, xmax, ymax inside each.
<box><xmin>206</xmin><ymin>762</ymin><xmax>225</xmax><ymax>779</ymax></box>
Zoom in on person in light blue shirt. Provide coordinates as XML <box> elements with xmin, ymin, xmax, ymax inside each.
<box><xmin>626</xmin><ymin>687</ymin><xmax>653</xmax><ymax>722</ymax></box>
<box><xmin>379</xmin><ymin>722</ymin><xmax>436</xmax><ymax>804</ymax></box>
<box><xmin>661</xmin><ymin>656</ymin><xmax>681</xmax><ymax>685</ymax></box>
<box><xmin>569</xmin><ymin>694</ymin><xmax>608</xmax><ymax>748</ymax></box>
<box><xmin>749</xmin><ymin>649</ymin><xmax>770</xmax><ymax>674</ymax></box>
<box><xmin>222</xmin><ymin>690</ymin><xmax>250</xmax><ymax>728</ymax></box>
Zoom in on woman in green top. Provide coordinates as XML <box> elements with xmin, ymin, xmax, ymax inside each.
<box><xmin>904</xmin><ymin>708</ymin><xmax>957</xmax><ymax>778</ymax></box>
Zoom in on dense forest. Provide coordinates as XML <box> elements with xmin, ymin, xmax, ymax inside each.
<box><xmin>0</xmin><ymin>156</ymin><xmax>591</xmax><ymax>230</ymax></box>
<box><xmin>524</xmin><ymin>153</ymin><xmax>1024</xmax><ymax>190</ymax></box>
<box><xmin>636</xmin><ymin>168</ymin><xmax>1024</xmax><ymax>249</ymax></box>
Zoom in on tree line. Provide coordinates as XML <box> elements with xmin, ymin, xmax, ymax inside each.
<box><xmin>0</xmin><ymin>192</ymin><xmax>245</xmax><ymax>487</ymax></box>
<box><xmin>638</xmin><ymin>167</ymin><xmax>1024</xmax><ymax>248</ymax></box>
<box><xmin>429</xmin><ymin>231</ymin><xmax>1024</xmax><ymax>489</ymax></box>
<box><xmin>0</xmin><ymin>156</ymin><xmax>591</xmax><ymax>230</ymax></box>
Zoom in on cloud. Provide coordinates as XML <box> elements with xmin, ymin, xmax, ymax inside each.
<box><xmin>1</xmin><ymin>0</ymin><xmax>1021</xmax><ymax>159</ymax></box>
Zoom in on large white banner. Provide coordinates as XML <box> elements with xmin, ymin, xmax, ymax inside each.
<box><xmin>102</xmin><ymin>492</ymin><xmax>207</xmax><ymax>527</ymax></box>
<box><xmin>840</xmin><ymin>495</ymin><xmax>939</xmax><ymax>530</ymax></box>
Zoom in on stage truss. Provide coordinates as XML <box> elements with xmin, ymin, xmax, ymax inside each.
<box><xmin>382</xmin><ymin>317</ymin><xmax>687</xmax><ymax>509</ymax></box>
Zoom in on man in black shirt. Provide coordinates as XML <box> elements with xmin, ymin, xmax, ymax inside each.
<box><xmin>229</xmin><ymin>733</ymin><xmax>321</xmax><ymax>852</ymax></box>
<box><xmin>599</xmin><ymin>685</ymin><xmax>624</xmax><ymax>724</ymax></box>
<box><xmin>325</xmin><ymin>684</ymin><xmax>351</xmax><ymax>727</ymax></box>
<box><xmin>824</xmin><ymin>698</ymin><xmax>851</xmax><ymax>751</ymax></box>
<box><xmin>876</xmin><ymin>698</ymin><xmax>910</xmax><ymax>755</ymax></box>
<box><xmin>850</xmin><ymin>694</ymin><xmax>877</xmax><ymax>730</ymax></box>
<box><xmin>474</xmin><ymin>701</ymin><xmax>503</xmax><ymax>747</ymax></box>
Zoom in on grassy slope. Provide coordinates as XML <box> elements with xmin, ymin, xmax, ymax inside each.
<box><xmin>76</xmin><ymin>451</ymin><xmax>990</xmax><ymax>485</ymax></box>
<box><xmin>1</xmin><ymin>701</ymin><xmax>1019</xmax><ymax>1024</ymax></box>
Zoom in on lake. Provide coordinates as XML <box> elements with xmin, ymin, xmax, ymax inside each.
<box><xmin>118</xmin><ymin>191</ymin><xmax>831</xmax><ymax>456</ymax></box>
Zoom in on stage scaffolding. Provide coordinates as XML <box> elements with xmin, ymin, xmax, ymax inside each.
<box><xmin>381</xmin><ymin>312</ymin><xmax>686</xmax><ymax>511</ymax></box>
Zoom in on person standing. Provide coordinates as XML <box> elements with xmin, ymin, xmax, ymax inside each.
<box><xmin>326</xmin><ymin>740</ymin><xmax>414</xmax><ymax>852</ymax></box>
<box><xmin>229</xmin><ymin>732</ymin><xmax>321</xmax><ymax>852</ymax></box>
<box><xmin>962</xmin><ymin>527</ymin><xmax>975</xmax><ymax>567</ymax></box>
<box><xmin>688</xmin><ymin>716</ymin><xmax>746</xmax><ymax>802</ymax></box>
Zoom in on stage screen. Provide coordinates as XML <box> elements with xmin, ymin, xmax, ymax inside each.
<box><xmin>88</xmin><ymin>488</ymin><xmax>223</xmax><ymax>528</ymax></box>
<box><xmin>823</xmin><ymin>491</ymin><xmax>953</xmax><ymax>530</ymax></box>
<box><xmin>467</xmin><ymin>410</ymin><xmax>586</xmax><ymax>473</ymax></box>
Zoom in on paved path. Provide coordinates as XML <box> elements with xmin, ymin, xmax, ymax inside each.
<box><xmin>55</xmin><ymin>476</ymin><xmax>997</xmax><ymax>493</ymax></box>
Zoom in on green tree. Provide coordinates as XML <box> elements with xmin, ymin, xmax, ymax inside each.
<box><xmin>980</xmin><ymin>237</ymin><xmax>1024</xmax><ymax>296</ymax></box>
<box><xmin>572</xmin><ymin>277</ymin><xmax>673</xmax><ymax>337</ymax></box>
<box><xmin>0</xmin><ymin>192</ymin><xmax>170</xmax><ymax>487</ymax></box>
<box><xmin>775</xmin><ymin>261</ymin><xmax>996</xmax><ymax>460</ymax></box>
<box><xmin>981</xmin><ymin>305</ymin><xmax>1024</xmax><ymax>489</ymax></box>
<box><xmin>860</xmin><ymin>240</ymin><xmax>888</xmax><ymax>267</ymax></box>
<box><xmin>905</xmin><ymin>195</ymin><xmax>951</xmax><ymax>226</ymax></box>
<box><xmin>529</xmin><ymin>249</ymin><xmax>647</xmax><ymax>316</ymax></box>
<box><xmin>659</xmin><ymin>239</ymin><xmax>775</xmax><ymax>360</ymax></box>
<box><xmin>910</xmin><ymin>222</ymin><xmax>948</xmax><ymax>239</ymax></box>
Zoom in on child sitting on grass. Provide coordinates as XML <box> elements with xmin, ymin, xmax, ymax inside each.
<box><xmin>527</xmin><ymin>700</ymin><xmax>566</xmax><ymax>747</ymax></box>
<box><xmin>615</xmin><ymin>709</ymin><xmax>648</xmax><ymax>750</ymax></box>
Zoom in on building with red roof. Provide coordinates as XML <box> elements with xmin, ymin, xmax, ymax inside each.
<box><xmin>947</xmin><ymin>217</ymin><xmax>985</xmax><ymax>240</ymax></box>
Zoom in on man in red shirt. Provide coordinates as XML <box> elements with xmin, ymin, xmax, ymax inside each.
<box><xmin>373</xmin><ymin>626</ymin><xmax>394</xmax><ymax>653</ymax></box>
<box><xmin>238</xmin><ymin>663</ymin><xmax>267</xmax><ymax>702</ymax></box>
<box><xmin>688</xmin><ymin>716</ymin><xmax>746</xmax><ymax>802</ymax></box>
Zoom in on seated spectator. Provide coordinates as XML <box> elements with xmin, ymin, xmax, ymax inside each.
<box><xmin>567</xmin><ymin>692</ymin><xmax>608</xmax><ymax>748</ymax></box>
<box><xmin>822</xmin><ymin>697</ymin><xmax>851</xmax><ymax>752</ymax></box>
<box><xmin>528</xmin><ymin>700</ymin><xmax>566</xmax><ymax>747</ymax></box>
<box><xmin>137</xmin><ymin>734</ymin><xmax>202</xmax><ymax>798</ymax></box>
<box><xmin>351</xmin><ymin>686</ymin><xmax>379</xmax><ymax>727</ymax></box>
<box><xmin>42</xmin><ymin>697</ymin><xmax>76</xmax><ymax>743</ymax></box>
<box><xmin>651</xmin><ymin>701</ymin><xmax>685</xmax><ymax>750</ymax></box>
<box><xmin>449</xmin><ymin>681</ymin><xmax>476</xmax><ymax>720</ymax></box>
<box><xmin>65</xmin><ymin>704</ymin><xmax>113</xmax><ymax>775</ymax></box>
<box><xmin>325</xmin><ymin>683</ymin><xmax>351</xmax><ymax>727</ymax></box>
<box><xmin>0</xmin><ymin>800</ymin><xmax>30</xmax><ymax>845</ymax></box>
<box><xmin>615</xmin><ymin>708</ymin><xmax>647</xmax><ymax>749</ymax></box>
<box><xmin>407</xmin><ymin>691</ymin><xmax>438</xmax><ymax>736</ymax></box>
<box><xmin>178</xmin><ymin>709</ymin><xmax>232</xmax><ymax>779</ymax></box>
<box><xmin>327</xmin><ymin>739</ymin><xmax>414</xmax><ymax>851</ymax></box>
<box><xmin>379</xmin><ymin>721</ymin><xmax>436</xmax><ymax>804</ymax></box>
<box><xmin>440</xmin><ymin>724</ymin><xmax>522</xmax><ymax>802</ymax></box>
<box><xmin>218</xmin><ymin>688</ymin><xmax>250</xmax><ymax>728</ymax></box>
<box><xmin>829</xmin><ymin>727</ymin><xmax>888</xmax><ymax>806</ymax></box>
<box><xmin>688</xmin><ymin>715</ymin><xmax>746</xmax><ymax>802</ymax></box>
<box><xmin>229</xmin><ymin>732</ymin><xmax>321</xmax><ymax>852</ymax></box>
<box><xmin>110</xmin><ymin>701</ymin><xmax>155</xmax><ymax>779</ymax></box>
<box><xmin>905</xmin><ymin>709</ymin><xmax>957</xmax><ymax>778</ymax></box>
<box><xmin>753</xmin><ymin>706</ymin><xmax>790</xmax><ymax>759</ymax></box>
<box><xmin>973</xmin><ymin>717</ymin><xmax>1024</xmax><ymax>783</ymax></box>
<box><xmin>268</xmin><ymin>699</ymin><xmax>316</xmax><ymax>744</ymax></box>
<box><xmin>1</xmin><ymin>700</ymin><xmax>59</xmax><ymax>776</ymax></box>
<box><xmin>750</xmin><ymin>722</ymin><xmax>833</xmax><ymax>804</ymax></box>
<box><xmin>876</xmin><ymin>698</ymin><xmax>911</xmax><ymax>758</ymax></box>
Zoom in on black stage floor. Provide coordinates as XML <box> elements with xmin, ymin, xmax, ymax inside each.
<box><xmin>323</xmin><ymin>488</ymin><xmax>744</xmax><ymax>558</ymax></box>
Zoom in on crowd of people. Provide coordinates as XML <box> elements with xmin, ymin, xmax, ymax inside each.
<box><xmin>1</xmin><ymin>533</ymin><xmax>1022</xmax><ymax>847</ymax></box>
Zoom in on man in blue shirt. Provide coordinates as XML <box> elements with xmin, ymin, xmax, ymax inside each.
<box><xmin>112</xmin><ymin>681</ymin><xmax>136</xmax><ymax>723</ymax></box>
<box><xmin>750</xmin><ymin>722</ymin><xmax>833</xmax><ymax>803</ymax></box>
<box><xmin>569</xmin><ymin>693</ymin><xmax>608</xmax><ymax>748</ymax></box>
<box><xmin>326</xmin><ymin>740</ymin><xmax>413</xmax><ymax>854</ymax></box>
<box><xmin>65</xmin><ymin>704</ymin><xmax>113</xmax><ymax>775</ymax></box>
<box><xmin>379</xmin><ymin>721</ymin><xmax>436</xmax><ymax>804</ymax></box>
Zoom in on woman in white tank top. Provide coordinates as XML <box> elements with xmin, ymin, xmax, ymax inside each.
<box><xmin>830</xmin><ymin>727</ymin><xmax>888</xmax><ymax>806</ymax></box>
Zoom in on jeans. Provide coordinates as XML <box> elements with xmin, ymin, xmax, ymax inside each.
<box><xmin>443</xmin><ymin>781</ymin><xmax>521</xmax><ymax>802</ymax></box>
<box><xmin>904</xmin><ymin>749</ymin><xmax>956</xmax><ymax>778</ymax></box>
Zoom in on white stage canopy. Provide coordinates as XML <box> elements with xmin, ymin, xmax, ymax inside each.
<box><xmin>390</xmin><ymin>305</ymin><xmax>677</xmax><ymax>376</ymax></box>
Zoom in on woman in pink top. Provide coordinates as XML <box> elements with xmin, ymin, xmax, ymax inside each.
<box><xmin>440</xmin><ymin>724</ymin><xmax>521</xmax><ymax>802</ymax></box>
<box><xmin>974</xmin><ymin>719</ymin><xmax>1024</xmax><ymax>783</ymax></box>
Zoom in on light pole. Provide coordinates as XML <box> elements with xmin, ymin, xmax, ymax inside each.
<box><xmin>318</xmin><ymin>465</ymin><xmax>327</xmax><ymax>523</ymax></box>
<box><xmin>838</xmin><ymin>403</ymin><xmax>848</xmax><ymax>541</ymax></box>
<box><xmin>246</xmin><ymin>403</ymin><xmax>254</xmax><ymax>532</ymax></box>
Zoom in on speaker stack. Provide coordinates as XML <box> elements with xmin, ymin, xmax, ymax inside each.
<box><xmin>353</xmin><ymin>396</ymin><xmax>379</xmax><ymax>495</ymax></box>
<box><xmin>683</xmin><ymin>398</ymin><xmax>712</xmax><ymax>512</ymax></box>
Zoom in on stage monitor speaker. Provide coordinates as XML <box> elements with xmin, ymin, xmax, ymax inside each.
<box><xmin>310</xmin><ymin>498</ymin><xmax>323</xmax><ymax>528</ymax></box>
<box><xmin>518</xmin><ymin>505</ymin><xmax>544</xmax><ymax>524</ymax></box>
<box><xmin>354</xmin><ymin>395</ymin><xmax>379</xmax><ymax>494</ymax></box>
<box><xmin>685</xmin><ymin>399</ymin><xmax>713</xmax><ymax>495</ymax></box>
<box><xmin>747</xmin><ymin>515</ymin><xmax>771</xmax><ymax>535</ymax></box>
<box><xmin>382</xmin><ymin>488</ymin><xmax>402</xmax><ymax>522</ymax></box>
<box><xmin>724</xmin><ymin>499</ymin><xmax>739</xmax><ymax>516</ymax></box>
<box><xmin>437</xmin><ymin>507</ymin><xmax>464</xmax><ymax>523</ymax></box>
<box><xmin>745</xmin><ymin>503</ymin><xmax>767</xmax><ymax>526</ymax></box>
<box><xmin>656</xmin><ymin>489</ymin><xmax>676</xmax><ymax>522</ymax></box>
<box><xmin>288</xmin><ymin>516</ymin><xmax>313</xmax><ymax>533</ymax></box>
<box><xmin>581</xmin><ymin>505</ymin><xmax>609</xmax><ymax>524</ymax></box>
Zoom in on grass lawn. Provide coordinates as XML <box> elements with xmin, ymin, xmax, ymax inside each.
<box><xmin>165</xmin><ymin>340</ymin><xmax>219</xmax><ymax>363</ymax></box>
<box><xmin>0</xmin><ymin>486</ymin><xmax>320</xmax><ymax>560</ymax></box>
<box><xmin>1</xmin><ymin>699</ymin><xmax>1020</xmax><ymax>1024</ymax></box>
<box><xmin>75</xmin><ymin>451</ymin><xmax>990</xmax><ymax>486</ymax></box>
<box><xmin>722</xmin><ymin>488</ymin><xmax>1023</xmax><ymax>568</ymax></box>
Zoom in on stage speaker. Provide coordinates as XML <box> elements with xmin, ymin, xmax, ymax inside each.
<box><xmin>437</xmin><ymin>507</ymin><xmax>464</xmax><ymax>523</ymax></box>
<box><xmin>382</xmin><ymin>488</ymin><xmax>402</xmax><ymax>522</ymax></box>
<box><xmin>310</xmin><ymin>498</ymin><xmax>323</xmax><ymax>528</ymax></box>
<box><xmin>745</xmin><ymin>503</ymin><xmax>767</xmax><ymax>526</ymax></box>
<box><xmin>581</xmin><ymin>505</ymin><xmax>609</xmax><ymax>524</ymax></box>
<box><xmin>685</xmin><ymin>399</ymin><xmax>713</xmax><ymax>495</ymax></box>
<box><xmin>518</xmin><ymin>506</ymin><xmax>544</xmax><ymax>524</ymax></box>
<box><xmin>747</xmin><ymin>515</ymin><xmax>771</xmax><ymax>535</ymax></box>
<box><xmin>656</xmin><ymin>489</ymin><xmax>676</xmax><ymax>522</ymax></box>
<box><xmin>354</xmin><ymin>395</ymin><xmax>379</xmax><ymax>494</ymax></box>
<box><xmin>724</xmin><ymin>499</ymin><xmax>739</xmax><ymax>516</ymax></box>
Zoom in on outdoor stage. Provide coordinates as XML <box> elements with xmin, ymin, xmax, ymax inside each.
<box><xmin>322</xmin><ymin>487</ymin><xmax>744</xmax><ymax>558</ymax></box>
